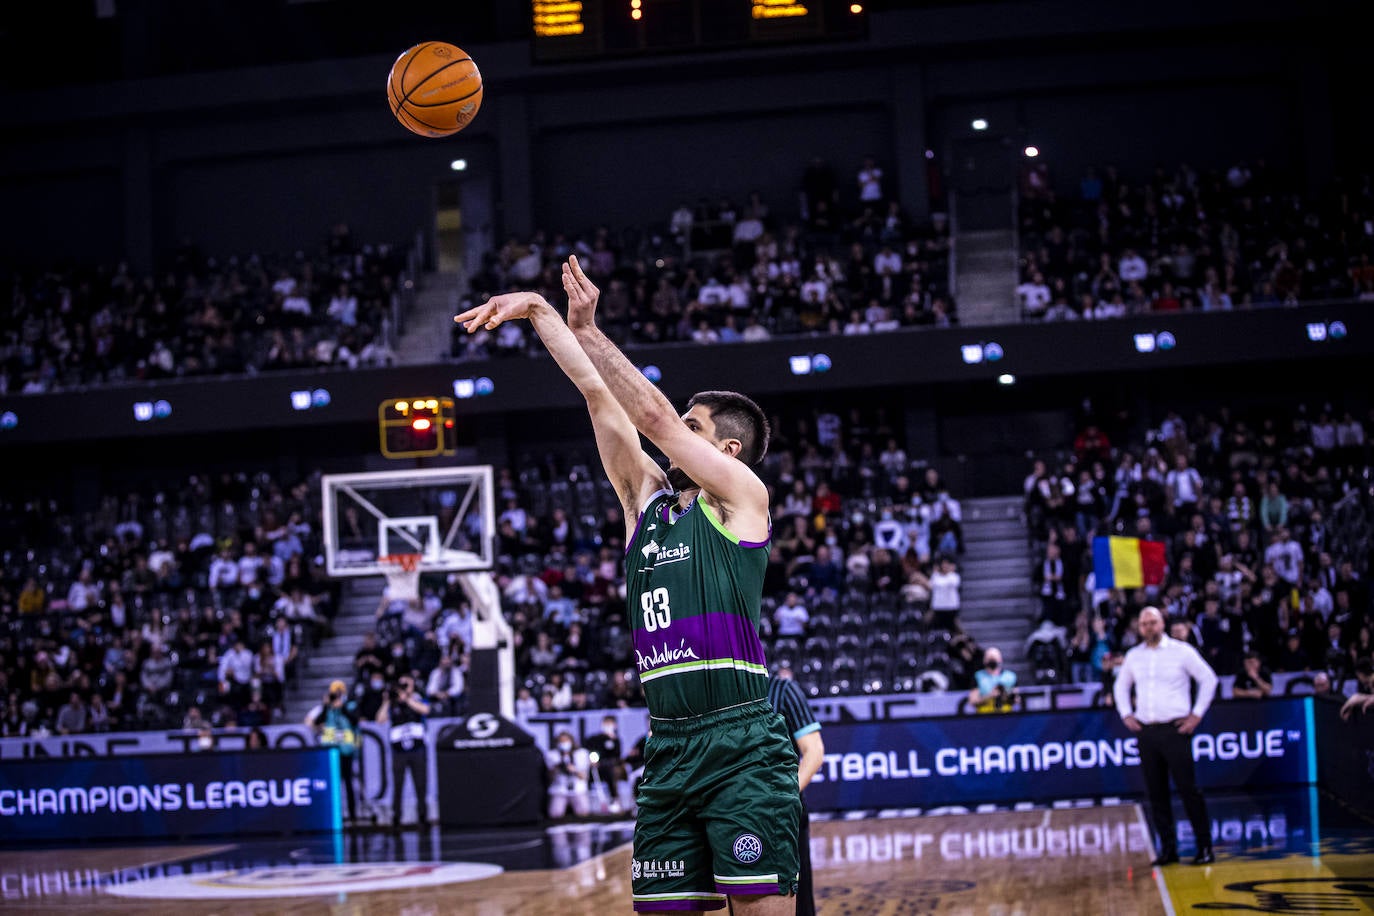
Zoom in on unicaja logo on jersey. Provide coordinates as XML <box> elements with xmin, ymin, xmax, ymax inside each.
<box><xmin>658</xmin><ymin>543</ymin><xmax>690</xmax><ymax>561</ymax></box>
<box><xmin>641</xmin><ymin>540</ymin><xmax>690</xmax><ymax>566</ymax></box>
<box><xmin>732</xmin><ymin>833</ymin><xmax>763</xmax><ymax>864</ymax></box>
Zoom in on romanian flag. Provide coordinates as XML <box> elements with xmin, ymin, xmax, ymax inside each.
<box><xmin>1092</xmin><ymin>536</ymin><xmax>1166</xmax><ymax>589</ymax></box>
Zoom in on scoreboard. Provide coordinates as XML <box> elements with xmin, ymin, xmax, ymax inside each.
<box><xmin>531</xmin><ymin>0</ymin><xmax>868</xmax><ymax>63</ymax></box>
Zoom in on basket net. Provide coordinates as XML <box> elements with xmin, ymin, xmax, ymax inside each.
<box><xmin>379</xmin><ymin>553</ymin><xmax>422</xmax><ymax>602</ymax></box>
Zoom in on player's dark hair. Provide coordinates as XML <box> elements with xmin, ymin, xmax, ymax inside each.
<box><xmin>687</xmin><ymin>390</ymin><xmax>770</xmax><ymax>466</ymax></box>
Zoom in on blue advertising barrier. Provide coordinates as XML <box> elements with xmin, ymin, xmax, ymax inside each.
<box><xmin>0</xmin><ymin>747</ymin><xmax>341</xmax><ymax>842</ymax></box>
<box><xmin>805</xmin><ymin>698</ymin><xmax>1315</xmax><ymax>812</ymax></box>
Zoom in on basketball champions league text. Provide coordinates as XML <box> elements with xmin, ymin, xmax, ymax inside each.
<box><xmin>813</xmin><ymin>729</ymin><xmax>1289</xmax><ymax>783</ymax></box>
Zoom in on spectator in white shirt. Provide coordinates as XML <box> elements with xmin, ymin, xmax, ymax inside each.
<box><xmin>697</xmin><ymin>277</ymin><xmax>729</xmax><ymax>307</ymax></box>
<box><xmin>65</xmin><ymin>569</ymin><xmax>99</xmax><ymax>612</ymax></box>
<box><xmin>1114</xmin><ymin>607</ymin><xmax>1218</xmax><ymax>866</ymax></box>
<box><xmin>774</xmin><ymin>592</ymin><xmax>810</xmax><ymax>638</ymax></box>
<box><xmin>498</xmin><ymin>497</ymin><xmax>529</xmax><ymax>534</ymax></box>
<box><xmin>209</xmin><ymin>546</ymin><xmax>240</xmax><ymax>590</ymax></box>
<box><xmin>669</xmin><ymin>202</ymin><xmax>694</xmax><ymax>245</ymax></box>
<box><xmin>842</xmin><ymin>311</ymin><xmax>872</xmax><ymax>335</ymax></box>
<box><xmin>741</xmin><ymin>316</ymin><xmax>771</xmax><ymax>342</ymax></box>
<box><xmin>282</xmin><ymin>289</ymin><xmax>313</xmax><ymax>317</ymax></box>
<box><xmin>271</xmin><ymin>616</ymin><xmax>298</xmax><ymax>679</ymax></box>
<box><xmin>1092</xmin><ymin>294</ymin><xmax>1128</xmax><ymax>319</ymax></box>
<box><xmin>271</xmin><ymin>270</ymin><xmax>297</xmax><ymax>297</ymax></box>
<box><xmin>436</xmin><ymin>604</ymin><xmax>475</xmax><ymax>655</ymax></box>
<box><xmin>274</xmin><ymin>586</ymin><xmax>318</xmax><ymax>622</ymax></box>
<box><xmin>1263</xmin><ymin>528</ymin><xmax>1304</xmax><ymax>586</ymax></box>
<box><xmin>425</xmin><ymin>654</ymin><xmax>467</xmax><ymax>716</ymax></box>
<box><xmin>873</xmin><ymin>245</ymin><xmax>902</xmax><ymax>277</ymax></box>
<box><xmin>1165</xmin><ymin>453</ymin><xmax>1204</xmax><ymax>519</ymax></box>
<box><xmin>926</xmin><ymin>556</ymin><xmax>962</xmax><ymax>629</ymax></box>
<box><xmin>800</xmin><ymin>273</ymin><xmax>830</xmax><ymax>305</ymax></box>
<box><xmin>218</xmin><ymin>638</ymin><xmax>256</xmax><ymax>707</ymax></box>
<box><xmin>1309</xmin><ymin>412</ymin><xmax>1337</xmax><ymax>457</ymax></box>
<box><xmin>871</xmin><ymin>508</ymin><xmax>910</xmax><ymax>556</ymax></box>
<box><xmin>732</xmin><ymin>214</ymin><xmax>764</xmax><ymax>247</ymax></box>
<box><xmin>238</xmin><ymin>540</ymin><xmax>267</xmax><ymax>586</ymax></box>
<box><xmin>327</xmin><ymin>282</ymin><xmax>358</xmax><ymax>326</ymax></box>
<box><xmin>858</xmin><ymin>156</ymin><xmax>884</xmax><ymax>203</ymax></box>
<box><xmin>1016</xmin><ymin>272</ymin><xmax>1052</xmax><ymax>316</ymax></box>
<box><xmin>1118</xmin><ymin>248</ymin><xmax>1149</xmax><ymax>283</ymax></box>
<box><xmin>148</xmin><ymin>540</ymin><xmax>177</xmax><ymax>579</ymax></box>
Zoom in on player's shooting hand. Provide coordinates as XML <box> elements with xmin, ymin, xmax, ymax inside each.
<box><xmin>562</xmin><ymin>255</ymin><xmax>600</xmax><ymax>330</ymax></box>
<box><xmin>454</xmin><ymin>292</ymin><xmax>547</xmax><ymax>333</ymax></box>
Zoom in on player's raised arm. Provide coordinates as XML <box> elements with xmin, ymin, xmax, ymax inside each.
<box><xmin>455</xmin><ymin>291</ymin><xmax>665</xmax><ymax>531</ymax></box>
<box><xmin>563</xmin><ymin>256</ymin><xmax>770</xmax><ymax>542</ymax></box>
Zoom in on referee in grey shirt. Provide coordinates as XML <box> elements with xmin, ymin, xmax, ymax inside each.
<box><xmin>767</xmin><ymin>665</ymin><xmax>825</xmax><ymax>916</ymax></box>
<box><xmin>1114</xmin><ymin>606</ymin><xmax>1219</xmax><ymax>866</ymax></box>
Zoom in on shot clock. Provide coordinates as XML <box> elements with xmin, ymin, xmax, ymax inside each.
<box><xmin>379</xmin><ymin>397</ymin><xmax>456</xmax><ymax>459</ymax></box>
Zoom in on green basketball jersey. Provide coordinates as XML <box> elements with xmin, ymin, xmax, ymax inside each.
<box><xmin>625</xmin><ymin>490</ymin><xmax>771</xmax><ymax>719</ymax></box>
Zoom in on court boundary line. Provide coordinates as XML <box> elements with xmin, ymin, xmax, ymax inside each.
<box><xmin>1134</xmin><ymin>804</ymin><xmax>1176</xmax><ymax>916</ymax></box>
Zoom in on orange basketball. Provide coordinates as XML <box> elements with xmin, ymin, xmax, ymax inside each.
<box><xmin>387</xmin><ymin>42</ymin><xmax>483</xmax><ymax>138</ymax></box>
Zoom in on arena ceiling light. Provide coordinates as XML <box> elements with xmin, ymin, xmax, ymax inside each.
<box><xmin>1024</xmin><ymin>146</ymin><xmax>1040</xmax><ymax>158</ymax></box>
<box><xmin>450</xmin><ymin>159</ymin><xmax>468</xmax><ymax>171</ymax></box>
<box><xmin>971</xmin><ymin>118</ymin><xmax>989</xmax><ymax>131</ymax></box>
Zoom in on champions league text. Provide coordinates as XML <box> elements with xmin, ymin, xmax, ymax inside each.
<box><xmin>0</xmin><ymin>778</ymin><xmax>314</xmax><ymax>817</ymax></box>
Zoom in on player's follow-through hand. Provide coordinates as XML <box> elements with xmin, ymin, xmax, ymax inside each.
<box><xmin>454</xmin><ymin>291</ymin><xmax>547</xmax><ymax>333</ymax></box>
<box><xmin>563</xmin><ymin>255</ymin><xmax>600</xmax><ymax>330</ymax></box>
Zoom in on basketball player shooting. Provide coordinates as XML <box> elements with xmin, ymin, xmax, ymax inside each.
<box><xmin>456</xmin><ymin>256</ymin><xmax>801</xmax><ymax>914</ymax></box>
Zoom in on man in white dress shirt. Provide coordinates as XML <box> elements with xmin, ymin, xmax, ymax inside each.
<box><xmin>1114</xmin><ymin>606</ymin><xmax>1219</xmax><ymax>866</ymax></box>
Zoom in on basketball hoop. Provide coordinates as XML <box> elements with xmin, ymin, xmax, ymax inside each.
<box><xmin>379</xmin><ymin>553</ymin><xmax>423</xmax><ymax>602</ymax></box>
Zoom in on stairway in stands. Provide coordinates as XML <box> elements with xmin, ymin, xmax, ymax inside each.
<box><xmin>282</xmin><ymin>576</ymin><xmax>385</xmax><ymax>724</ymax></box>
<box><xmin>957</xmin><ymin>495</ymin><xmax>1038</xmax><ymax>679</ymax></box>
<box><xmin>393</xmin><ymin>270</ymin><xmax>464</xmax><ymax>366</ymax></box>
<box><xmin>951</xmin><ymin>229</ymin><xmax>1020</xmax><ymax>326</ymax></box>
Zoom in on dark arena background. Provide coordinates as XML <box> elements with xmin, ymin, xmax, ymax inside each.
<box><xmin>2</xmin><ymin>1</ymin><xmax>1373</xmax><ymax>913</ymax></box>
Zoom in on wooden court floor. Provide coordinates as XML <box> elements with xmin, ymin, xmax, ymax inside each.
<box><xmin>0</xmin><ymin>805</ymin><xmax>1170</xmax><ymax>915</ymax></box>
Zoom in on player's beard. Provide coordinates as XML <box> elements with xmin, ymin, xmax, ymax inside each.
<box><xmin>666</xmin><ymin>465</ymin><xmax>698</xmax><ymax>492</ymax></box>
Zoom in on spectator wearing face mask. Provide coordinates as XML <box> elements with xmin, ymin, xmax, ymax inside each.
<box><xmin>968</xmin><ymin>648</ymin><xmax>1018</xmax><ymax>712</ymax></box>
<box><xmin>358</xmin><ymin>670</ymin><xmax>389</xmax><ymax>722</ymax></box>
<box><xmin>377</xmin><ymin>674</ymin><xmax>430</xmax><ymax>830</ymax></box>
<box><xmin>545</xmin><ymin>730</ymin><xmax>591</xmax><ymax>820</ymax></box>
<box><xmin>583</xmin><ymin>715</ymin><xmax>633</xmax><ymax>814</ymax></box>
<box><xmin>309</xmin><ymin>679</ymin><xmax>363</xmax><ymax>824</ymax></box>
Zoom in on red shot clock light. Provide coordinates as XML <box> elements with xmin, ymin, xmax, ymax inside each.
<box><xmin>379</xmin><ymin>397</ymin><xmax>455</xmax><ymax>459</ymax></box>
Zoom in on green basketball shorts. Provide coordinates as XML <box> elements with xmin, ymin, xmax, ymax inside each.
<box><xmin>631</xmin><ymin>699</ymin><xmax>801</xmax><ymax>912</ymax></box>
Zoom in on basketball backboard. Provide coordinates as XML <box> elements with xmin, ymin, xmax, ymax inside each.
<box><xmin>321</xmin><ymin>466</ymin><xmax>494</xmax><ymax>577</ymax></box>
